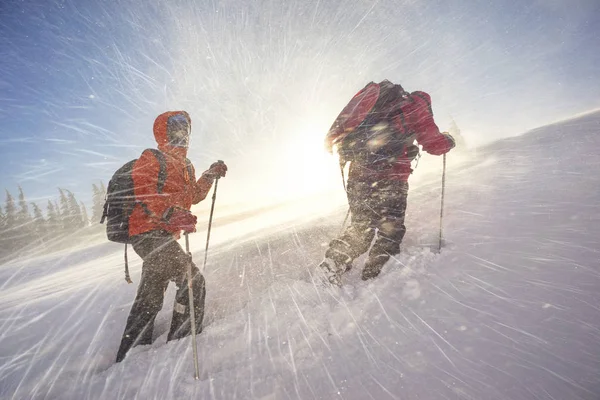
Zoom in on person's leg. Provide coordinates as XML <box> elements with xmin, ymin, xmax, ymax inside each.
<box><xmin>319</xmin><ymin>180</ymin><xmax>377</xmax><ymax>284</ymax></box>
<box><xmin>168</xmin><ymin>265</ymin><xmax>206</xmax><ymax>341</ymax></box>
<box><xmin>116</xmin><ymin>232</ymin><xmax>172</xmax><ymax>362</ymax></box>
<box><xmin>127</xmin><ymin>234</ymin><xmax>207</xmax><ymax>342</ymax></box>
<box><xmin>362</xmin><ymin>181</ymin><xmax>408</xmax><ymax>280</ymax></box>
<box><xmin>326</xmin><ymin>221</ymin><xmax>376</xmax><ymax>270</ymax></box>
<box><xmin>330</xmin><ymin>180</ymin><xmax>379</xmax><ymax>265</ymax></box>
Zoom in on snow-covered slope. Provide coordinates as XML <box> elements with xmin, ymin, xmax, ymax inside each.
<box><xmin>1</xmin><ymin>111</ymin><xmax>600</xmax><ymax>399</ymax></box>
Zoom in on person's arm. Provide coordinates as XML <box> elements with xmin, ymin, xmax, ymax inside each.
<box><xmin>193</xmin><ymin>161</ymin><xmax>228</xmax><ymax>204</ymax></box>
<box><xmin>193</xmin><ymin>173</ymin><xmax>213</xmax><ymax>204</ymax></box>
<box><xmin>411</xmin><ymin>91</ymin><xmax>455</xmax><ymax>156</ymax></box>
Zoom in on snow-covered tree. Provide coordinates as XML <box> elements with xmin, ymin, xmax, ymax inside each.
<box><xmin>17</xmin><ymin>186</ymin><xmax>31</xmax><ymax>223</ymax></box>
<box><xmin>80</xmin><ymin>201</ymin><xmax>90</xmax><ymax>227</ymax></box>
<box><xmin>91</xmin><ymin>183</ymin><xmax>104</xmax><ymax>224</ymax></box>
<box><xmin>31</xmin><ymin>202</ymin><xmax>46</xmax><ymax>239</ymax></box>
<box><xmin>4</xmin><ymin>190</ymin><xmax>16</xmax><ymax>231</ymax></box>
<box><xmin>65</xmin><ymin>190</ymin><xmax>84</xmax><ymax>230</ymax></box>
<box><xmin>47</xmin><ymin>200</ymin><xmax>60</xmax><ymax>233</ymax></box>
<box><xmin>0</xmin><ymin>205</ymin><xmax>6</xmax><ymax>256</ymax></box>
<box><xmin>16</xmin><ymin>186</ymin><xmax>33</xmax><ymax>241</ymax></box>
<box><xmin>100</xmin><ymin>181</ymin><xmax>106</xmax><ymax>200</ymax></box>
<box><xmin>58</xmin><ymin>189</ymin><xmax>70</xmax><ymax>231</ymax></box>
<box><xmin>0</xmin><ymin>206</ymin><xmax>5</xmax><ymax>230</ymax></box>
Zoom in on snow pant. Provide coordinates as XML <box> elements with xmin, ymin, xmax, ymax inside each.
<box><xmin>326</xmin><ymin>179</ymin><xmax>409</xmax><ymax>280</ymax></box>
<box><xmin>116</xmin><ymin>230</ymin><xmax>206</xmax><ymax>363</ymax></box>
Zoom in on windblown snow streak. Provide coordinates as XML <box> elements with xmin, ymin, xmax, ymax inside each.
<box><xmin>1</xmin><ymin>112</ymin><xmax>599</xmax><ymax>399</ymax></box>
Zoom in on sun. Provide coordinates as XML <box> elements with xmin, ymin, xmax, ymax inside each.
<box><xmin>267</xmin><ymin>122</ymin><xmax>343</xmax><ymax>202</ymax></box>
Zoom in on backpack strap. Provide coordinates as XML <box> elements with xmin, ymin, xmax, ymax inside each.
<box><xmin>390</xmin><ymin>104</ymin><xmax>408</xmax><ymax>135</ymax></box>
<box><xmin>147</xmin><ymin>149</ymin><xmax>168</xmax><ymax>193</ymax></box>
<box><xmin>185</xmin><ymin>158</ymin><xmax>194</xmax><ymax>181</ymax></box>
<box><xmin>135</xmin><ymin>149</ymin><xmax>168</xmax><ymax>218</ymax></box>
<box><xmin>124</xmin><ymin>244</ymin><xmax>132</xmax><ymax>284</ymax></box>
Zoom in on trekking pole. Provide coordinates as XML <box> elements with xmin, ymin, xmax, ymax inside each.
<box><xmin>438</xmin><ymin>153</ymin><xmax>447</xmax><ymax>252</ymax></box>
<box><xmin>202</xmin><ymin>177</ymin><xmax>219</xmax><ymax>273</ymax></box>
<box><xmin>184</xmin><ymin>232</ymin><xmax>200</xmax><ymax>379</ymax></box>
<box><xmin>186</xmin><ymin>173</ymin><xmax>220</xmax><ymax>379</ymax></box>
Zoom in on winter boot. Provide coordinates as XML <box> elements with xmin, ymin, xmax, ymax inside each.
<box><xmin>317</xmin><ymin>258</ymin><xmax>344</xmax><ymax>287</ymax></box>
<box><xmin>115</xmin><ymin>320</ymin><xmax>154</xmax><ymax>363</ymax></box>
<box><xmin>361</xmin><ymin>254</ymin><xmax>390</xmax><ymax>281</ymax></box>
<box><xmin>317</xmin><ymin>250</ymin><xmax>352</xmax><ymax>287</ymax></box>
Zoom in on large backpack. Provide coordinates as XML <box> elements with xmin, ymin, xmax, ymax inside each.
<box><xmin>100</xmin><ymin>149</ymin><xmax>167</xmax><ymax>244</ymax></box>
<box><xmin>326</xmin><ymin>81</ymin><xmax>416</xmax><ymax>165</ymax></box>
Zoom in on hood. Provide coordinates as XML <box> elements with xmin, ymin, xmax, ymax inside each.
<box><xmin>153</xmin><ymin>110</ymin><xmax>191</xmax><ymax>158</ymax></box>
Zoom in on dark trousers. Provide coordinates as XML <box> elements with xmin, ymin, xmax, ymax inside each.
<box><xmin>116</xmin><ymin>230</ymin><xmax>206</xmax><ymax>363</ymax></box>
<box><xmin>327</xmin><ymin>179</ymin><xmax>408</xmax><ymax>278</ymax></box>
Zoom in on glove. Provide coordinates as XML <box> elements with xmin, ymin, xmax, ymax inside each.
<box><xmin>165</xmin><ymin>208</ymin><xmax>197</xmax><ymax>233</ymax></box>
<box><xmin>203</xmin><ymin>160</ymin><xmax>227</xmax><ymax>180</ymax></box>
<box><xmin>442</xmin><ymin>132</ymin><xmax>456</xmax><ymax>150</ymax></box>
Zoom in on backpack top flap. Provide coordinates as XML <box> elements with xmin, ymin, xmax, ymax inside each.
<box><xmin>325</xmin><ymin>82</ymin><xmax>380</xmax><ymax>153</ymax></box>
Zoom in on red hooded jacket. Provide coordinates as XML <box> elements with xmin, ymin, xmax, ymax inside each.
<box><xmin>128</xmin><ymin>111</ymin><xmax>213</xmax><ymax>238</ymax></box>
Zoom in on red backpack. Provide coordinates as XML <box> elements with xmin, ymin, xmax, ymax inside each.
<box><xmin>325</xmin><ymin>81</ymin><xmax>414</xmax><ymax>164</ymax></box>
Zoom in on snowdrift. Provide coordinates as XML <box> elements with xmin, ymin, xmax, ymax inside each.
<box><xmin>1</xmin><ymin>111</ymin><xmax>600</xmax><ymax>399</ymax></box>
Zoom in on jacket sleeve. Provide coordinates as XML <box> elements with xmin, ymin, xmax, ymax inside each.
<box><xmin>132</xmin><ymin>149</ymin><xmax>169</xmax><ymax>222</ymax></box>
<box><xmin>193</xmin><ymin>167</ymin><xmax>213</xmax><ymax>204</ymax></box>
<box><xmin>411</xmin><ymin>91</ymin><xmax>454</xmax><ymax>156</ymax></box>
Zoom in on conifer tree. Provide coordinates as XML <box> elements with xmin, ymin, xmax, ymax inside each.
<box><xmin>3</xmin><ymin>190</ymin><xmax>18</xmax><ymax>253</ymax></box>
<box><xmin>58</xmin><ymin>189</ymin><xmax>70</xmax><ymax>231</ymax></box>
<box><xmin>80</xmin><ymin>201</ymin><xmax>89</xmax><ymax>227</ymax></box>
<box><xmin>5</xmin><ymin>190</ymin><xmax>16</xmax><ymax>231</ymax></box>
<box><xmin>31</xmin><ymin>202</ymin><xmax>46</xmax><ymax>239</ymax></box>
<box><xmin>66</xmin><ymin>190</ymin><xmax>83</xmax><ymax>230</ymax></box>
<box><xmin>91</xmin><ymin>183</ymin><xmax>104</xmax><ymax>224</ymax></box>
<box><xmin>16</xmin><ymin>186</ymin><xmax>33</xmax><ymax>241</ymax></box>
<box><xmin>17</xmin><ymin>186</ymin><xmax>31</xmax><ymax>223</ymax></box>
<box><xmin>100</xmin><ymin>181</ymin><xmax>106</xmax><ymax>200</ymax></box>
<box><xmin>0</xmin><ymin>205</ymin><xmax>6</xmax><ymax>256</ymax></box>
<box><xmin>47</xmin><ymin>200</ymin><xmax>60</xmax><ymax>232</ymax></box>
<box><xmin>0</xmin><ymin>206</ymin><xmax>5</xmax><ymax>230</ymax></box>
